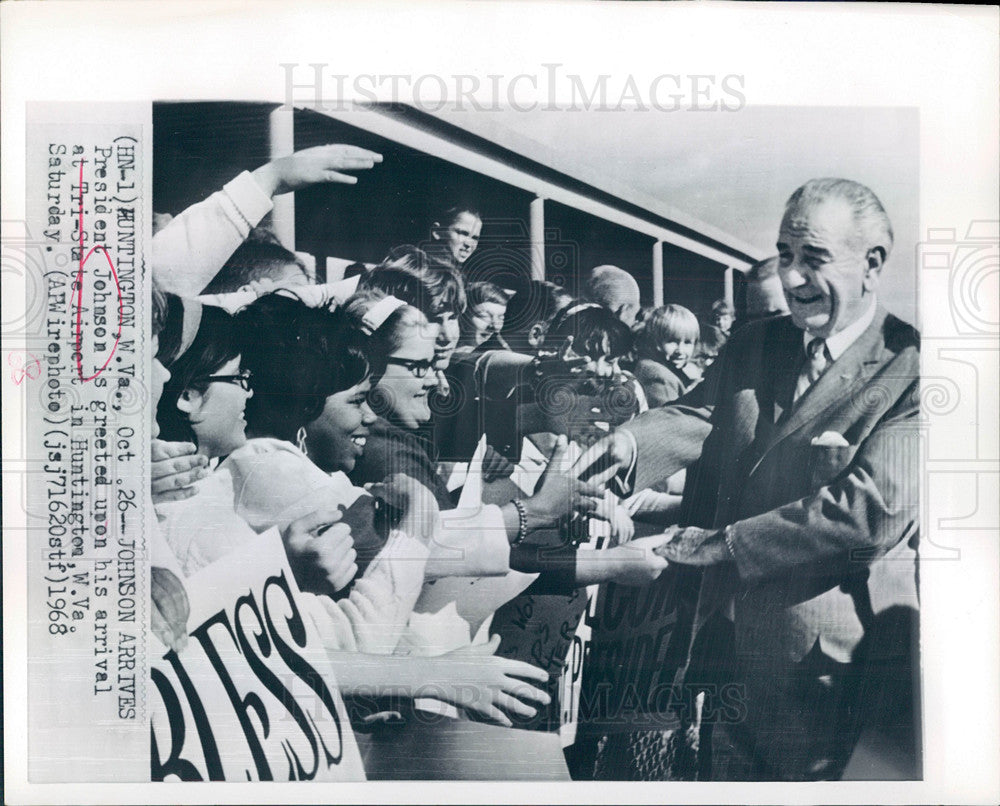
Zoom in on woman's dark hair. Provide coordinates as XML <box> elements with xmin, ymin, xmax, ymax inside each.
<box><xmin>235</xmin><ymin>293</ymin><xmax>370</xmax><ymax>443</ymax></box>
<box><xmin>699</xmin><ymin>320</ymin><xmax>728</xmax><ymax>355</ymax></box>
<box><xmin>362</xmin><ymin>247</ymin><xmax>467</xmax><ymax>315</ymax></box>
<box><xmin>500</xmin><ymin>280</ymin><xmax>572</xmax><ymax>343</ymax></box>
<box><xmin>711</xmin><ymin>298</ymin><xmax>735</xmax><ymax>317</ymax></box>
<box><xmin>545</xmin><ymin>302</ymin><xmax>634</xmax><ymax>361</ymax></box>
<box><xmin>154</xmin><ymin>291</ymin><xmax>186</xmax><ymax>367</ymax></box>
<box><xmin>156</xmin><ymin>305</ymin><xmax>241</xmax><ymax>445</ymax></box>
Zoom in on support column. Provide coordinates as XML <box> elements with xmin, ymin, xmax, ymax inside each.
<box><xmin>652</xmin><ymin>241</ymin><xmax>664</xmax><ymax>307</ymax></box>
<box><xmin>724</xmin><ymin>266</ymin><xmax>735</xmax><ymax>309</ymax></box>
<box><xmin>268</xmin><ymin>106</ymin><xmax>296</xmax><ymax>250</ymax></box>
<box><xmin>530</xmin><ymin>195</ymin><xmax>545</xmax><ymax>281</ymax></box>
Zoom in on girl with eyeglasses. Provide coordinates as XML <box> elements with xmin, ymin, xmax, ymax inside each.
<box><xmin>156</xmin><ymin>303</ymin><xmax>253</xmax><ymax>461</ymax></box>
<box><xmin>344</xmin><ymin>290</ymin><xmax>613</xmax><ymax>661</ymax></box>
<box><xmin>226</xmin><ymin>291</ymin><xmax>557</xmax><ymax>735</ymax></box>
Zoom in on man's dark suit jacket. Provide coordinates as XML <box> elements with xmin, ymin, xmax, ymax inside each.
<box><xmin>623</xmin><ymin>307</ymin><xmax>920</xmax><ymax>778</ymax></box>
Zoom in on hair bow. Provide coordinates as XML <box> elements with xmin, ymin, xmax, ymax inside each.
<box><xmin>359</xmin><ymin>295</ymin><xmax>408</xmax><ymax>335</ymax></box>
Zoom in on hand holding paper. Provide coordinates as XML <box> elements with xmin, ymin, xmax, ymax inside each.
<box><xmin>281</xmin><ymin>507</ymin><xmax>358</xmax><ymax>596</ymax></box>
<box><xmin>151</xmin><ymin>439</ymin><xmax>209</xmax><ymax>505</ymax></box>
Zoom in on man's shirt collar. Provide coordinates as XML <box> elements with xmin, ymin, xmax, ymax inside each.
<box><xmin>802</xmin><ymin>296</ymin><xmax>877</xmax><ymax>360</ymax></box>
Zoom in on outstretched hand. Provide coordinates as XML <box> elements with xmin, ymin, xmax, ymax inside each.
<box><xmin>653</xmin><ymin>525</ymin><xmax>731</xmax><ymax>566</ymax></box>
<box><xmin>571</xmin><ymin>428</ymin><xmax>634</xmax><ymax>485</ymax></box>
<box><xmin>607</xmin><ymin>533</ymin><xmax>671</xmax><ymax>585</ymax></box>
<box><xmin>151</xmin><ymin>566</ymin><xmax>191</xmax><ymax>653</ymax></box>
<box><xmin>436</xmin><ymin>635</ymin><xmax>552</xmax><ymax>727</ymax></box>
<box><xmin>531</xmin><ymin>335</ymin><xmax>591</xmax><ymax>382</ymax></box>
<box><xmin>252</xmin><ymin>144</ymin><xmax>383</xmax><ymax>197</ymax></box>
<box><xmin>524</xmin><ymin>435</ymin><xmax>604</xmax><ymax>530</ymax></box>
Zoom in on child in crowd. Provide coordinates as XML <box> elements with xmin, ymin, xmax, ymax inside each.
<box><xmin>456</xmin><ymin>281</ymin><xmax>511</xmax><ymax>352</ymax></box>
<box><xmin>632</xmin><ymin>303</ymin><xmax>701</xmax><ymax>408</ymax></box>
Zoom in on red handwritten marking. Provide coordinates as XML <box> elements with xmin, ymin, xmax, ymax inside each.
<box><xmin>9</xmin><ymin>352</ymin><xmax>42</xmax><ymax>385</ymax></box>
<box><xmin>74</xmin><ymin>159</ymin><xmax>123</xmax><ymax>382</ymax></box>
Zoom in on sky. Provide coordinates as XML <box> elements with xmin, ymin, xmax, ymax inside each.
<box><xmin>432</xmin><ymin>105</ymin><xmax>920</xmax><ymax>326</ymax></box>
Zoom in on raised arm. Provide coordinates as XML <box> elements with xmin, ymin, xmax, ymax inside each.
<box><xmin>152</xmin><ymin>144</ymin><xmax>381</xmax><ymax>296</ymax></box>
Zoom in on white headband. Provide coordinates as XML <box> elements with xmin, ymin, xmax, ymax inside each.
<box><xmin>359</xmin><ymin>295</ymin><xmax>408</xmax><ymax>335</ymax></box>
<box><xmin>561</xmin><ymin>301</ymin><xmax>603</xmax><ymax>319</ymax></box>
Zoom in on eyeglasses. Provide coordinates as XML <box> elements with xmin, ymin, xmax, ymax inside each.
<box><xmin>383</xmin><ymin>357</ymin><xmax>434</xmax><ymax>378</ymax></box>
<box><xmin>200</xmin><ymin>368</ymin><xmax>252</xmax><ymax>391</ymax></box>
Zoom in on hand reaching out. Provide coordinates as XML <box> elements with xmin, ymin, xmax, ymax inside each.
<box><xmin>607</xmin><ymin>533</ymin><xmax>671</xmax><ymax>585</ymax></box>
<box><xmin>623</xmin><ymin>487</ymin><xmax>683</xmax><ymax>523</ymax></box>
<box><xmin>571</xmin><ymin>428</ymin><xmax>635</xmax><ymax>485</ymax></box>
<box><xmin>608</xmin><ymin>498</ymin><xmax>636</xmax><ymax>544</ymax></box>
<box><xmin>435</xmin><ymin>635</ymin><xmax>551</xmax><ymax>727</ymax></box>
<box><xmin>523</xmin><ymin>435</ymin><xmax>604</xmax><ymax>530</ymax></box>
<box><xmin>481</xmin><ymin>444</ymin><xmax>516</xmax><ymax>482</ymax></box>
<box><xmin>653</xmin><ymin>525</ymin><xmax>731</xmax><ymax>566</ymax></box>
<box><xmin>252</xmin><ymin>144</ymin><xmax>383</xmax><ymax>197</ymax></box>
<box><xmin>530</xmin><ymin>335</ymin><xmax>591</xmax><ymax>382</ymax></box>
<box><xmin>591</xmin><ymin>491</ymin><xmax>635</xmax><ymax>544</ymax></box>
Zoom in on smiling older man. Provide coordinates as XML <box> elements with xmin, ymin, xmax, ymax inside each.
<box><xmin>589</xmin><ymin>178</ymin><xmax>920</xmax><ymax>780</ymax></box>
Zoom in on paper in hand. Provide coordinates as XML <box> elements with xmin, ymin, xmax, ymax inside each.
<box><xmin>455</xmin><ymin>434</ymin><xmax>488</xmax><ymax>510</ymax></box>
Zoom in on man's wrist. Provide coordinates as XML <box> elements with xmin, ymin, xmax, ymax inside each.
<box><xmin>658</xmin><ymin>525</ymin><xmax>732</xmax><ymax>566</ymax></box>
<box><xmin>699</xmin><ymin>526</ymin><xmax>733</xmax><ymax>564</ymax></box>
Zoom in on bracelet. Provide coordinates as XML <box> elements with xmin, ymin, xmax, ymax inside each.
<box><xmin>510</xmin><ymin>500</ymin><xmax>529</xmax><ymax>546</ymax></box>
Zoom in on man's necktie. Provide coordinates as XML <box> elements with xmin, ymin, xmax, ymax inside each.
<box><xmin>794</xmin><ymin>337</ymin><xmax>831</xmax><ymax>404</ymax></box>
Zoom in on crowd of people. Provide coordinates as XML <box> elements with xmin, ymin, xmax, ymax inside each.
<box><xmin>148</xmin><ymin>143</ymin><xmax>920</xmax><ymax>781</ymax></box>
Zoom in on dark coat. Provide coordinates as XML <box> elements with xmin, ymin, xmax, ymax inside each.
<box><xmin>623</xmin><ymin>308</ymin><xmax>920</xmax><ymax>778</ymax></box>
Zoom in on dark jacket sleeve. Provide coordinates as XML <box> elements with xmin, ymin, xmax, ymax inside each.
<box><xmin>350</xmin><ymin>423</ymin><xmax>454</xmax><ymax>511</ymax></box>
<box><xmin>622</xmin><ymin>400</ymin><xmax>714</xmax><ymax>493</ymax></box>
<box><xmin>634</xmin><ymin>359</ymin><xmax>684</xmax><ymax>409</ymax></box>
<box><xmin>726</xmin><ymin>378</ymin><xmax>920</xmax><ymax>585</ymax></box>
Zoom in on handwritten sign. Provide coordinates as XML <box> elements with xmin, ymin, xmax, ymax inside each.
<box><xmin>575</xmin><ymin>565</ymin><xmax>702</xmax><ymax>742</ymax></box>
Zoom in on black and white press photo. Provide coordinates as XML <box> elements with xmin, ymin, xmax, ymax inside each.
<box><xmin>2</xmin><ymin>3</ymin><xmax>998</xmax><ymax>804</ymax></box>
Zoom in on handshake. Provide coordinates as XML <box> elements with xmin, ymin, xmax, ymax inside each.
<box><xmin>595</xmin><ymin>525</ymin><xmax>730</xmax><ymax>587</ymax></box>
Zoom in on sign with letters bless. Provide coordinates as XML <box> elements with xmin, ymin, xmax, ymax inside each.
<box><xmin>150</xmin><ymin>531</ymin><xmax>365</xmax><ymax>781</ymax></box>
